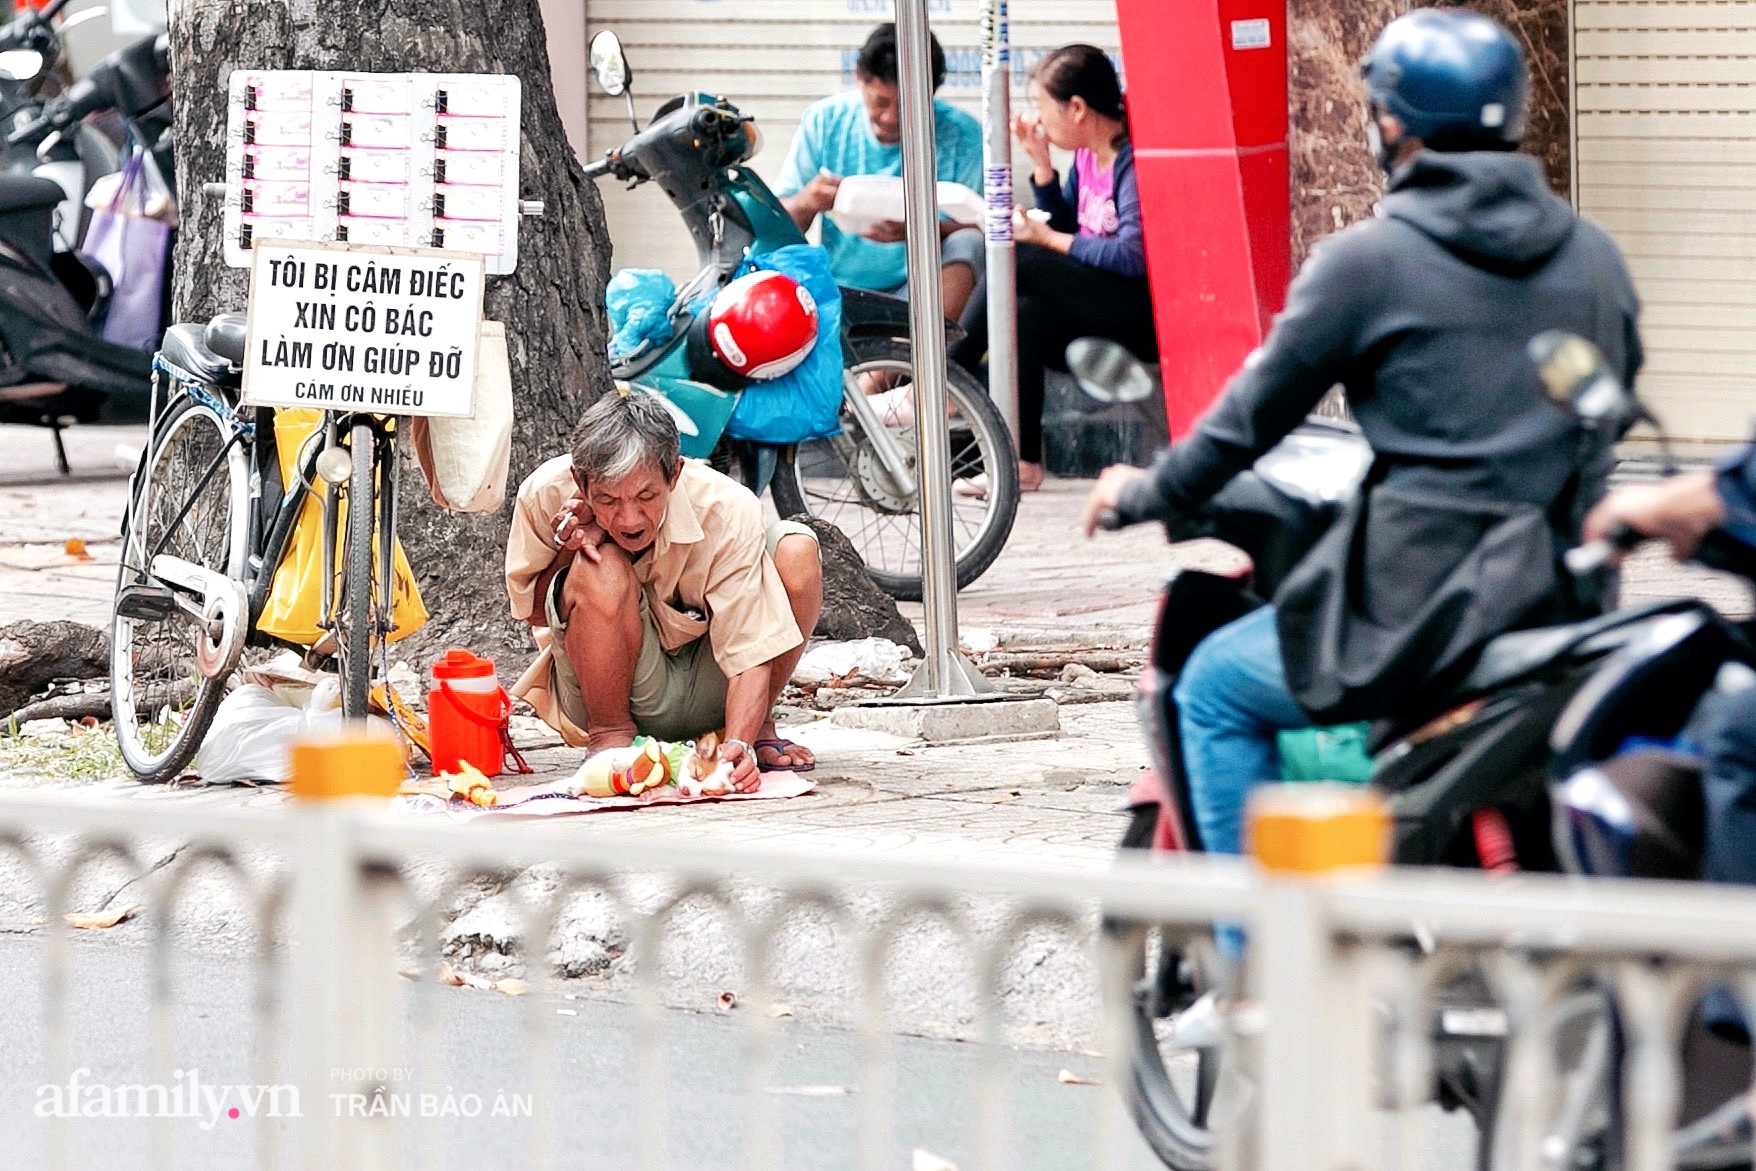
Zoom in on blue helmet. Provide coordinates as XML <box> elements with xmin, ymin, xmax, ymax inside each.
<box><xmin>1361</xmin><ymin>9</ymin><xmax>1528</xmax><ymax>151</ymax></box>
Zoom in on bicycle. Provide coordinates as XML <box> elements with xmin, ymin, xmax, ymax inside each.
<box><xmin>110</xmin><ymin>312</ymin><xmax>401</xmax><ymax>782</ymax></box>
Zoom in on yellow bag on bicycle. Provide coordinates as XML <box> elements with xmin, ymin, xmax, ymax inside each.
<box><xmin>258</xmin><ymin>409</ymin><xmax>429</xmax><ymax>646</ymax></box>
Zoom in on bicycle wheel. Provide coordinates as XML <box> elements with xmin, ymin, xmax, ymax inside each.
<box><xmin>337</xmin><ymin>420</ymin><xmax>377</xmax><ymax>719</ymax></box>
<box><xmin>111</xmin><ymin>396</ymin><xmax>250</xmax><ymax>782</ymax></box>
<box><xmin>1108</xmin><ymin>805</ymin><xmax>1223</xmax><ymax>1170</ymax></box>
<box><xmin>770</xmin><ymin>337</ymin><xmax>1018</xmax><ymax>601</ymax></box>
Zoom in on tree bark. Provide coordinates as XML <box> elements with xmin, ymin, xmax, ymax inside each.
<box><xmin>0</xmin><ymin>620</ymin><xmax>108</xmax><ymax>718</ymax></box>
<box><xmin>170</xmin><ymin>0</ymin><xmax>613</xmax><ymax>664</ymax></box>
<box><xmin>796</xmin><ymin>517</ymin><xmax>924</xmax><ymax>655</ymax></box>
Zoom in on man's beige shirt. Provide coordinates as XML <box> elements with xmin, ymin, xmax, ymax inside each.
<box><xmin>504</xmin><ymin>455</ymin><xmax>803</xmax><ymax>745</ymax></box>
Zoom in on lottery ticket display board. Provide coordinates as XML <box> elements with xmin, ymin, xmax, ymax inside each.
<box><xmin>223</xmin><ymin>71</ymin><xmax>522</xmax><ymax>275</ymax></box>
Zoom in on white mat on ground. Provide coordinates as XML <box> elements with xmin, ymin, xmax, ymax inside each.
<box><xmin>401</xmin><ymin>771</ymin><xmax>814</xmax><ymax>820</ymax></box>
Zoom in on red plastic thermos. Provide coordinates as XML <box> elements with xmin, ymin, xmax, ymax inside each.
<box><xmin>428</xmin><ymin>649</ymin><xmax>510</xmax><ymax>778</ymax></box>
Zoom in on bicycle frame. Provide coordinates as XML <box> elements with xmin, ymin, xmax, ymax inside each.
<box><xmin>138</xmin><ymin>363</ymin><xmax>397</xmax><ymax>664</ymax></box>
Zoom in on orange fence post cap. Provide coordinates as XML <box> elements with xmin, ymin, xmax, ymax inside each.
<box><xmin>1245</xmin><ymin>783</ymin><xmax>1390</xmax><ymax>875</ymax></box>
<box><xmin>289</xmin><ymin>730</ymin><xmax>404</xmax><ymax>800</ymax></box>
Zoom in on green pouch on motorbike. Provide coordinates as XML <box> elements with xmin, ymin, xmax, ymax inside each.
<box><xmin>1277</xmin><ymin>723</ymin><xmax>1374</xmax><ymax>784</ymax></box>
<box><xmin>630</xmin><ymin>375</ymin><xmax>738</xmax><ymax>461</ymax></box>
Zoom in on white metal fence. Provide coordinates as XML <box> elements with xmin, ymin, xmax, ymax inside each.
<box><xmin>1</xmin><ymin>790</ymin><xmax>1754</xmax><ymax>1170</ymax></box>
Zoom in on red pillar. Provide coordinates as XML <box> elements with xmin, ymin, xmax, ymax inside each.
<box><xmin>1116</xmin><ymin>0</ymin><xmax>1291</xmax><ymax>438</ymax></box>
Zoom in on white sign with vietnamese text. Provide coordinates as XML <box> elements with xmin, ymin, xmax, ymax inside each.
<box><xmin>242</xmin><ymin>241</ymin><xmax>484</xmax><ymax>418</ymax></box>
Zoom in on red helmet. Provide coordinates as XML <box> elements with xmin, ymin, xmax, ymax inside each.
<box><xmin>705</xmin><ymin>270</ymin><xmax>819</xmax><ymax>380</ymax></box>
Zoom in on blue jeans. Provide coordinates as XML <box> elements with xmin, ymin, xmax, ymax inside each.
<box><xmin>1175</xmin><ymin>605</ymin><xmax>1313</xmax><ymax>855</ymax></box>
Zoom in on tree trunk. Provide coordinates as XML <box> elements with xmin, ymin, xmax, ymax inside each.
<box><xmin>170</xmin><ymin>0</ymin><xmax>612</xmax><ymax>664</ymax></box>
<box><xmin>0</xmin><ymin>620</ymin><xmax>108</xmax><ymax>718</ymax></box>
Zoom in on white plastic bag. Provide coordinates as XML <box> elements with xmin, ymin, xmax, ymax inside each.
<box><xmin>792</xmin><ymin>638</ymin><xmax>911</xmax><ymax>686</ymax></box>
<box><xmin>409</xmin><ymin>320</ymin><xmax>513</xmax><ymax>513</ymax></box>
<box><xmin>192</xmin><ymin>677</ymin><xmax>394</xmax><ymax>783</ymax></box>
<box><xmin>192</xmin><ymin>685</ymin><xmax>307</xmax><ymax>783</ymax></box>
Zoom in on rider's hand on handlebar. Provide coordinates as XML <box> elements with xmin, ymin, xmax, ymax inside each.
<box><xmin>1082</xmin><ymin>465</ymin><xmax>1148</xmax><ymax>538</ymax></box>
<box><xmin>552</xmin><ymin>497</ymin><xmax>608</xmax><ymax>563</ymax></box>
<box><xmin>1583</xmin><ymin>471</ymin><xmax>1724</xmax><ymax>562</ymax></box>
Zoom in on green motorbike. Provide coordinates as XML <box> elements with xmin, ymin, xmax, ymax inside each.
<box><xmin>582</xmin><ymin>31</ymin><xmax>1016</xmax><ymax>600</ymax></box>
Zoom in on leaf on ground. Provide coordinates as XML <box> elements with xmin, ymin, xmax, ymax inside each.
<box><xmin>1056</xmin><ymin>1068</ymin><xmax>1101</xmax><ymax>1086</ymax></box>
<box><xmin>717</xmin><ymin>990</ymin><xmax>738</xmax><ymax>1011</ymax></box>
<box><xmin>764</xmin><ymin>1003</ymin><xmax>794</xmax><ymax>1019</ymax></box>
<box><xmin>438</xmin><ymin>961</ymin><xmax>496</xmax><ymax>991</ymax></box>
<box><xmin>64</xmin><ymin>538</ymin><xmax>91</xmax><ymax>561</ymax></box>
<box><xmin>912</xmin><ymin>1149</ymin><xmax>959</xmax><ymax>1171</ymax></box>
<box><xmin>978</xmin><ymin>791</ymin><xmax>1018</xmax><ymax>804</ymax></box>
<box><xmin>64</xmin><ymin>904</ymin><xmax>138</xmax><ymax>930</ymax></box>
<box><xmin>494</xmin><ymin>978</ymin><xmax>529</xmax><ymax>997</ymax></box>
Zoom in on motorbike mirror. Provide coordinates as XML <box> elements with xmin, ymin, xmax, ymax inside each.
<box><xmin>1065</xmin><ymin>336</ymin><xmax>1155</xmax><ymax>405</ymax></box>
<box><xmin>590</xmin><ymin>30</ymin><xmax>632</xmax><ymax>98</ymax></box>
<box><xmin>0</xmin><ymin>49</ymin><xmax>44</xmax><ymax>82</ymax></box>
<box><xmin>1527</xmin><ymin>330</ymin><xmax>1639</xmax><ymax>432</ymax></box>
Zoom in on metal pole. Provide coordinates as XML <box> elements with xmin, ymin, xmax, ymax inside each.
<box><xmin>893</xmin><ymin>0</ymin><xmax>991</xmax><ymax>699</ymax></box>
<box><xmin>981</xmin><ymin>0</ymin><xmax>1020</xmax><ymax>443</ymax></box>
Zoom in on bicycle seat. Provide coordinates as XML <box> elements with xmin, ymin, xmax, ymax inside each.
<box><xmin>159</xmin><ymin>322</ymin><xmax>238</xmax><ymax>385</ymax></box>
<box><xmin>204</xmin><ymin>313</ymin><xmax>246</xmax><ymax>365</ymax></box>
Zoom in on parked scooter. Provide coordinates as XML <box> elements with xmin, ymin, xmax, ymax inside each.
<box><xmin>581</xmin><ymin>30</ymin><xmax>1017</xmax><ymax>600</ymax></box>
<box><xmin>0</xmin><ymin>29</ymin><xmax>173</xmax><ymax>472</ymax></box>
<box><xmin>0</xmin><ymin>0</ymin><xmax>122</xmax><ymax>253</ymax></box>
<box><xmin>1079</xmin><ymin>334</ymin><xmax>1680</xmax><ymax>1169</ymax></box>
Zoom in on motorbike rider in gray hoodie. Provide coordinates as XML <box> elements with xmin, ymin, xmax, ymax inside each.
<box><xmin>1082</xmin><ymin>8</ymin><xmax>1644</xmax><ymax>858</ymax></box>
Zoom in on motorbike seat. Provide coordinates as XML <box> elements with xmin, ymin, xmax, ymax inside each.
<box><xmin>203</xmin><ymin>314</ymin><xmax>247</xmax><ymax>365</ymax></box>
<box><xmin>0</xmin><ymin>175</ymin><xmax>67</xmax><ymax>215</ymax></box>
<box><xmin>1458</xmin><ymin>598</ymin><xmax>1702</xmax><ymax>696</ymax></box>
<box><xmin>159</xmin><ymin>323</ymin><xmax>238</xmax><ymax>386</ymax></box>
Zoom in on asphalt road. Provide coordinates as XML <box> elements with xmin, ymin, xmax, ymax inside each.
<box><xmin>0</xmin><ymin>934</ymin><xmax>1169</xmax><ymax>1170</ymax></box>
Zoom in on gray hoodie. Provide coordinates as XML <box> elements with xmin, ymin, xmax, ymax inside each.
<box><xmin>1121</xmin><ymin>151</ymin><xmax>1642</xmax><ymax>521</ymax></box>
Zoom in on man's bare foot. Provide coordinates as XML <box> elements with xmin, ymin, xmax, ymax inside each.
<box><xmin>1018</xmin><ymin>461</ymin><xmax>1044</xmax><ymax>492</ymax></box>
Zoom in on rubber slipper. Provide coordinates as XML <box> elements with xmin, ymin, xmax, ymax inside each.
<box><xmin>753</xmin><ymin>737</ymin><xmax>816</xmax><ymax>773</ymax></box>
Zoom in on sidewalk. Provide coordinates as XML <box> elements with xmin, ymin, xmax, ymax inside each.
<box><xmin>3</xmin><ymin>420</ymin><xmax>1750</xmax><ymax>876</ymax></box>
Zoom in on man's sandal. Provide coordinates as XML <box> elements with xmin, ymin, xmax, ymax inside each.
<box><xmin>753</xmin><ymin>738</ymin><xmax>816</xmax><ymax>773</ymax></box>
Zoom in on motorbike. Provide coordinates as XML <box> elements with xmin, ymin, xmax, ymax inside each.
<box><xmin>0</xmin><ymin>26</ymin><xmax>173</xmax><ymax>472</ymax></box>
<box><xmin>0</xmin><ymin>0</ymin><xmax>122</xmax><ymax>253</ymax></box>
<box><xmin>580</xmin><ymin>29</ymin><xmax>1017</xmax><ymax>601</ymax></box>
<box><xmin>1076</xmin><ymin>333</ymin><xmax>1723</xmax><ymax>1170</ymax></box>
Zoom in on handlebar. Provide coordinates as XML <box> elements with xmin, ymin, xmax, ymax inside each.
<box><xmin>582</xmin><ymin>156</ymin><xmax>614</xmax><ymax>180</ymax></box>
<box><xmin>1564</xmin><ymin>522</ymin><xmax>1641</xmax><ymax>577</ymax></box>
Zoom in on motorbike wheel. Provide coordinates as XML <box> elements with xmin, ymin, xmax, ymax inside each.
<box><xmin>1480</xmin><ymin>988</ymin><xmax>1615</xmax><ymax>1171</ymax></box>
<box><xmin>110</xmin><ymin>397</ymin><xmax>250</xmax><ymax>782</ymax></box>
<box><xmin>769</xmin><ymin>337</ymin><xmax>1018</xmax><ymax>601</ymax></box>
<box><xmin>1107</xmin><ymin>804</ymin><xmax>1223</xmax><ymax>1170</ymax></box>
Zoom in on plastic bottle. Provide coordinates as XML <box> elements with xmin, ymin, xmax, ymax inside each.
<box><xmin>428</xmin><ymin>649</ymin><xmax>509</xmax><ymax>778</ymax></box>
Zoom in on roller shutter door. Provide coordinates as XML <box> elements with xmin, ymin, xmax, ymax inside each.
<box><xmin>582</xmin><ymin>0</ymin><xmax>1123</xmax><ymax>281</ymax></box>
<box><xmin>1575</xmin><ymin>0</ymin><xmax>1756</xmax><ymax>443</ymax></box>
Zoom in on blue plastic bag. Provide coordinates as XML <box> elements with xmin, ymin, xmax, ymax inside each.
<box><xmin>605</xmin><ymin>268</ymin><xmax>677</xmax><ymax>363</ymax></box>
<box><xmin>720</xmin><ymin>246</ymin><xmax>843</xmax><ymax>445</ymax></box>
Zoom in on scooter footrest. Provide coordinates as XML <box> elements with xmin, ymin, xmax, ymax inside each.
<box><xmin>115</xmin><ymin>582</ymin><xmax>177</xmax><ymax>622</ymax></box>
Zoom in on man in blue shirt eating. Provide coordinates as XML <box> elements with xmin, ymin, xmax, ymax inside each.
<box><xmin>776</xmin><ymin>22</ymin><xmax>986</xmax><ymax>321</ymax></box>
